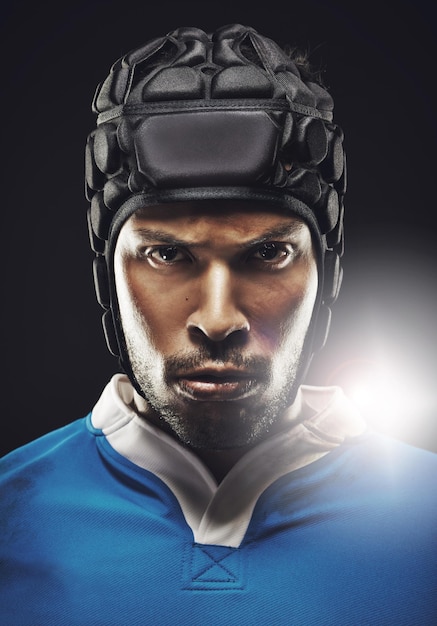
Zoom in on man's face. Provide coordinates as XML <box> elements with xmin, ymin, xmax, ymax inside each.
<box><xmin>114</xmin><ymin>200</ymin><xmax>318</xmax><ymax>450</ymax></box>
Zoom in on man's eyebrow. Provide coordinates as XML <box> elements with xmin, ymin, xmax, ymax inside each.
<box><xmin>132</xmin><ymin>228</ymin><xmax>200</xmax><ymax>247</ymax></box>
<box><xmin>240</xmin><ymin>222</ymin><xmax>305</xmax><ymax>248</ymax></box>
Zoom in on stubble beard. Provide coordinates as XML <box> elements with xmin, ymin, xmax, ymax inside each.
<box><xmin>125</xmin><ymin>335</ymin><xmax>306</xmax><ymax>451</ymax></box>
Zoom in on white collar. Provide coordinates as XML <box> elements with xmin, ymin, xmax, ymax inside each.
<box><xmin>91</xmin><ymin>374</ymin><xmax>366</xmax><ymax>547</ymax></box>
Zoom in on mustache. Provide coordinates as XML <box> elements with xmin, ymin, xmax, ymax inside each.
<box><xmin>163</xmin><ymin>345</ymin><xmax>270</xmax><ymax>379</ymax></box>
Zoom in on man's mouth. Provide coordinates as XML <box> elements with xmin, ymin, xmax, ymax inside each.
<box><xmin>174</xmin><ymin>367</ymin><xmax>261</xmax><ymax>401</ymax></box>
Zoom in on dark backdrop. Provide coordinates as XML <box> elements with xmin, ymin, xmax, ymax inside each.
<box><xmin>1</xmin><ymin>0</ymin><xmax>436</xmax><ymax>456</ymax></box>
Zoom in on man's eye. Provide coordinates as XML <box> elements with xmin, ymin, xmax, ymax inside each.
<box><xmin>146</xmin><ymin>246</ymin><xmax>186</xmax><ymax>264</ymax></box>
<box><xmin>252</xmin><ymin>243</ymin><xmax>292</xmax><ymax>264</ymax></box>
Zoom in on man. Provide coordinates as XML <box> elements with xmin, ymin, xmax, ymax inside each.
<box><xmin>1</xmin><ymin>24</ymin><xmax>436</xmax><ymax>625</ymax></box>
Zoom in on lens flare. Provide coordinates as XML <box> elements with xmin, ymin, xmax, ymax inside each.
<box><xmin>325</xmin><ymin>357</ymin><xmax>434</xmax><ymax>440</ymax></box>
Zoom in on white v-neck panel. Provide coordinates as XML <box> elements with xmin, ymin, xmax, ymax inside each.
<box><xmin>91</xmin><ymin>374</ymin><xmax>366</xmax><ymax>547</ymax></box>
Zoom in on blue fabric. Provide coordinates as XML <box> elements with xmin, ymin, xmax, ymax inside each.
<box><xmin>1</xmin><ymin>415</ymin><xmax>436</xmax><ymax>625</ymax></box>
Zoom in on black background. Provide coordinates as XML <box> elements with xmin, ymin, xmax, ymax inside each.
<box><xmin>1</xmin><ymin>0</ymin><xmax>436</xmax><ymax>456</ymax></box>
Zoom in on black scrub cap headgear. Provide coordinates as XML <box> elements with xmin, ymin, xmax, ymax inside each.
<box><xmin>85</xmin><ymin>24</ymin><xmax>346</xmax><ymax>383</ymax></box>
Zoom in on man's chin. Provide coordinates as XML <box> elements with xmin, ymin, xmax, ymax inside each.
<box><xmin>156</xmin><ymin>396</ymin><xmax>284</xmax><ymax>451</ymax></box>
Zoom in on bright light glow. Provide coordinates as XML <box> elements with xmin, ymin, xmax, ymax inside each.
<box><xmin>313</xmin><ymin>255</ymin><xmax>437</xmax><ymax>451</ymax></box>
<box><xmin>325</xmin><ymin>357</ymin><xmax>434</xmax><ymax>440</ymax></box>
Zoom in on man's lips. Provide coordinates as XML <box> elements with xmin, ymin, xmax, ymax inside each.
<box><xmin>173</xmin><ymin>367</ymin><xmax>262</xmax><ymax>401</ymax></box>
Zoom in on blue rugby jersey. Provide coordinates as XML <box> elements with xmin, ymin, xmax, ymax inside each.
<box><xmin>1</xmin><ymin>375</ymin><xmax>436</xmax><ymax>625</ymax></box>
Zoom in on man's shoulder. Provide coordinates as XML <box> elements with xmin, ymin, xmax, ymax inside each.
<box><xmin>253</xmin><ymin>431</ymin><xmax>437</xmax><ymax>547</ymax></box>
<box><xmin>350</xmin><ymin>430</ymin><xmax>437</xmax><ymax>474</ymax></box>
<box><xmin>265</xmin><ymin>430</ymin><xmax>437</xmax><ymax>522</ymax></box>
<box><xmin>0</xmin><ymin>416</ymin><xmax>92</xmax><ymax>478</ymax></box>
<box><xmin>318</xmin><ymin>431</ymin><xmax>437</xmax><ymax>512</ymax></box>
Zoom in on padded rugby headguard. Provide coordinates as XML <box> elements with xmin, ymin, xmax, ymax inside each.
<box><xmin>85</xmin><ymin>24</ymin><xmax>346</xmax><ymax>390</ymax></box>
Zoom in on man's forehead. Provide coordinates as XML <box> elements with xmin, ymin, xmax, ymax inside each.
<box><xmin>119</xmin><ymin>201</ymin><xmax>312</xmax><ymax>249</ymax></box>
<box><xmin>128</xmin><ymin>200</ymin><xmax>308</xmax><ymax>227</ymax></box>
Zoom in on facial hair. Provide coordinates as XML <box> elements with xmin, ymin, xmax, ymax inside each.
<box><xmin>125</xmin><ymin>335</ymin><xmax>306</xmax><ymax>451</ymax></box>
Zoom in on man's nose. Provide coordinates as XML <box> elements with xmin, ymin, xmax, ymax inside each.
<box><xmin>186</xmin><ymin>264</ymin><xmax>250</xmax><ymax>342</ymax></box>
